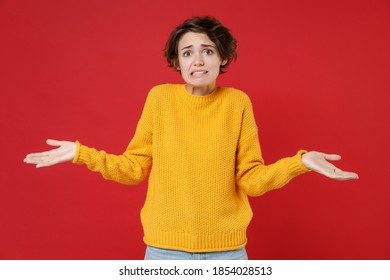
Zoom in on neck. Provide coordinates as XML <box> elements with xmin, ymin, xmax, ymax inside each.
<box><xmin>185</xmin><ymin>83</ymin><xmax>216</xmax><ymax>96</ymax></box>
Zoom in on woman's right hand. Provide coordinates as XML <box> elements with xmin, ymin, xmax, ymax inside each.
<box><xmin>24</xmin><ymin>139</ymin><xmax>76</xmax><ymax>168</ymax></box>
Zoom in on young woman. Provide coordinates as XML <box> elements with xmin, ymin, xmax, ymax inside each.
<box><xmin>24</xmin><ymin>16</ymin><xmax>359</xmax><ymax>260</ymax></box>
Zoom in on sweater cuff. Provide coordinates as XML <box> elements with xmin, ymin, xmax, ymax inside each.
<box><xmin>72</xmin><ymin>140</ymin><xmax>93</xmax><ymax>165</ymax></box>
<box><xmin>290</xmin><ymin>149</ymin><xmax>311</xmax><ymax>175</ymax></box>
<box><xmin>72</xmin><ymin>140</ymin><xmax>81</xmax><ymax>164</ymax></box>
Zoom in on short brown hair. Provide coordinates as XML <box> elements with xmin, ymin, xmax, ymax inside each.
<box><xmin>164</xmin><ymin>16</ymin><xmax>237</xmax><ymax>74</ymax></box>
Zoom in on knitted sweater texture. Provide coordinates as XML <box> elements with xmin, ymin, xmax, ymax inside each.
<box><xmin>73</xmin><ymin>84</ymin><xmax>309</xmax><ymax>252</ymax></box>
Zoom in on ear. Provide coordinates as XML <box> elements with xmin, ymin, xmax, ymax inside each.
<box><xmin>221</xmin><ymin>59</ymin><xmax>228</xmax><ymax>66</ymax></box>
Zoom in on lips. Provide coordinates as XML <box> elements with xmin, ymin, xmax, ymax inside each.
<box><xmin>191</xmin><ymin>70</ymin><xmax>208</xmax><ymax>77</ymax></box>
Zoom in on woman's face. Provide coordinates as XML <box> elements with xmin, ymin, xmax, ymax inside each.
<box><xmin>177</xmin><ymin>32</ymin><xmax>226</xmax><ymax>96</ymax></box>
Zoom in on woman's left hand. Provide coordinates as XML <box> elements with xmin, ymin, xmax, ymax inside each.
<box><xmin>301</xmin><ymin>151</ymin><xmax>359</xmax><ymax>180</ymax></box>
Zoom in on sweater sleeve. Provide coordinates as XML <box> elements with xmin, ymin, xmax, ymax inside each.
<box><xmin>72</xmin><ymin>90</ymin><xmax>155</xmax><ymax>185</ymax></box>
<box><xmin>235</xmin><ymin>98</ymin><xmax>310</xmax><ymax>197</ymax></box>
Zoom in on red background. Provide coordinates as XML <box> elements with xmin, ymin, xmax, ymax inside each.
<box><xmin>1</xmin><ymin>0</ymin><xmax>389</xmax><ymax>259</ymax></box>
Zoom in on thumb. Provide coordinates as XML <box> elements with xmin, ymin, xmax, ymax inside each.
<box><xmin>324</xmin><ymin>153</ymin><xmax>341</xmax><ymax>161</ymax></box>
<box><xmin>46</xmin><ymin>139</ymin><xmax>63</xmax><ymax>147</ymax></box>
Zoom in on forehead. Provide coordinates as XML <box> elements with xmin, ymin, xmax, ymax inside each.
<box><xmin>178</xmin><ymin>32</ymin><xmax>215</xmax><ymax>48</ymax></box>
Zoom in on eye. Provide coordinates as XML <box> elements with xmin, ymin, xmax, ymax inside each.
<box><xmin>182</xmin><ymin>51</ymin><xmax>191</xmax><ymax>57</ymax></box>
<box><xmin>204</xmin><ymin>49</ymin><xmax>214</xmax><ymax>55</ymax></box>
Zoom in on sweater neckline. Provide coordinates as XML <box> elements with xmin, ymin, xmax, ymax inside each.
<box><xmin>177</xmin><ymin>84</ymin><xmax>221</xmax><ymax>104</ymax></box>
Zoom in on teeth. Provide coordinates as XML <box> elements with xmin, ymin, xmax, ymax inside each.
<box><xmin>191</xmin><ymin>71</ymin><xmax>207</xmax><ymax>75</ymax></box>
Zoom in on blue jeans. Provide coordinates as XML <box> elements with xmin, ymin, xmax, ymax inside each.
<box><xmin>144</xmin><ymin>246</ymin><xmax>248</xmax><ymax>260</ymax></box>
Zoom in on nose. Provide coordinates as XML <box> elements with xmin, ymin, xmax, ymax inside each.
<box><xmin>193</xmin><ymin>53</ymin><xmax>204</xmax><ymax>66</ymax></box>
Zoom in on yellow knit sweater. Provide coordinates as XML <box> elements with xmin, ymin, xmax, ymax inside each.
<box><xmin>73</xmin><ymin>84</ymin><xmax>310</xmax><ymax>252</ymax></box>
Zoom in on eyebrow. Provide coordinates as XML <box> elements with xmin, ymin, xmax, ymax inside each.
<box><xmin>180</xmin><ymin>44</ymin><xmax>217</xmax><ymax>51</ymax></box>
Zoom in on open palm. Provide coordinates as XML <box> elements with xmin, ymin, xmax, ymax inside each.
<box><xmin>301</xmin><ymin>151</ymin><xmax>359</xmax><ymax>180</ymax></box>
<box><xmin>24</xmin><ymin>139</ymin><xmax>76</xmax><ymax>168</ymax></box>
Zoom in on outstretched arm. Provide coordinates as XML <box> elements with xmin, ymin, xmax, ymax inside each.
<box><xmin>24</xmin><ymin>139</ymin><xmax>76</xmax><ymax>168</ymax></box>
<box><xmin>24</xmin><ymin>137</ymin><xmax>152</xmax><ymax>185</ymax></box>
<box><xmin>301</xmin><ymin>151</ymin><xmax>359</xmax><ymax>180</ymax></box>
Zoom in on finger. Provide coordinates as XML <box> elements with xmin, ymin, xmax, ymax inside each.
<box><xmin>36</xmin><ymin>161</ymin><xmax>56</xmax><ymax>168</ymax></box>
<box><xmin>36</xmin><ymin>162</ymin><xmax>56</xmax><ymax>168</ymax></box>
<box><xmin>334</xmin><ymin>170</ymin><xmax>359</xmax><ymax>180</ymax></box>
<box><xmin>35</xmin><ymin>157</ymin><xmax>59</xmax><ymax>168</ymax></box>
<box><xmin>24</xmin><ymin>155</ymin><xmax>44</xmax><ymax>164</ymax></box>
<box><xmin>24</xmin><ymin>158</ymin><xmax>38</xmax><ymax>164</ymax></box>
<box><xmin>326</xmin><ymin>167</ymin><xmax>359</xmax><ymax>180</ymax></box>
<box><xmin>46</xmin><ymin>139</ymin><xmax>63</xmax><ymax>147</ymax></box>
<box><xmin>25</xmin><ymin>151</ymin><xmax>54</xmax><ymax>159</ymax></box>
<box><xmin>324</xmin><ymin>154</ymin><xmax>341</xmax><ymax>161</ymax></box>
<box><xmin>25</xmin><ymin>155</ymin><xmax>52</xmax><ymax>165</ymax></box>
<box><xmin>25</xmin><ymin>149</ymin><xmax>59</xmax><ymax>159</ymax></box>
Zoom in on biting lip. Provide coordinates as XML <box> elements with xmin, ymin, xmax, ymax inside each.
<box><xmin>191</xmin><ymin>70</ymin><xmax>208</xmax><ymax>76</ymax></box>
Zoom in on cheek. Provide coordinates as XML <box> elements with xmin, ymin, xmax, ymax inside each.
<box><xmin>176</xmin><ymin>58</ymin><xmax>187</xmax><ymax>71</ymax></box>
<box><xmin>210</xmin><ymin>60</ymin><xmax>223</xmax><ymax>73</ymax></box>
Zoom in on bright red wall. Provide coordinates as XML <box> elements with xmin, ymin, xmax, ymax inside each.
<box><xmin>1</xmin><ymin>0</ymin><xmax>389</xmax><ymax>259</ymax></box>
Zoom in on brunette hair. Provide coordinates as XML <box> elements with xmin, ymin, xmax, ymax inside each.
<box><xmin>164</xmin><ymin>16</ymin><xmax>237</xmax><ymax>73</ymax></box>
